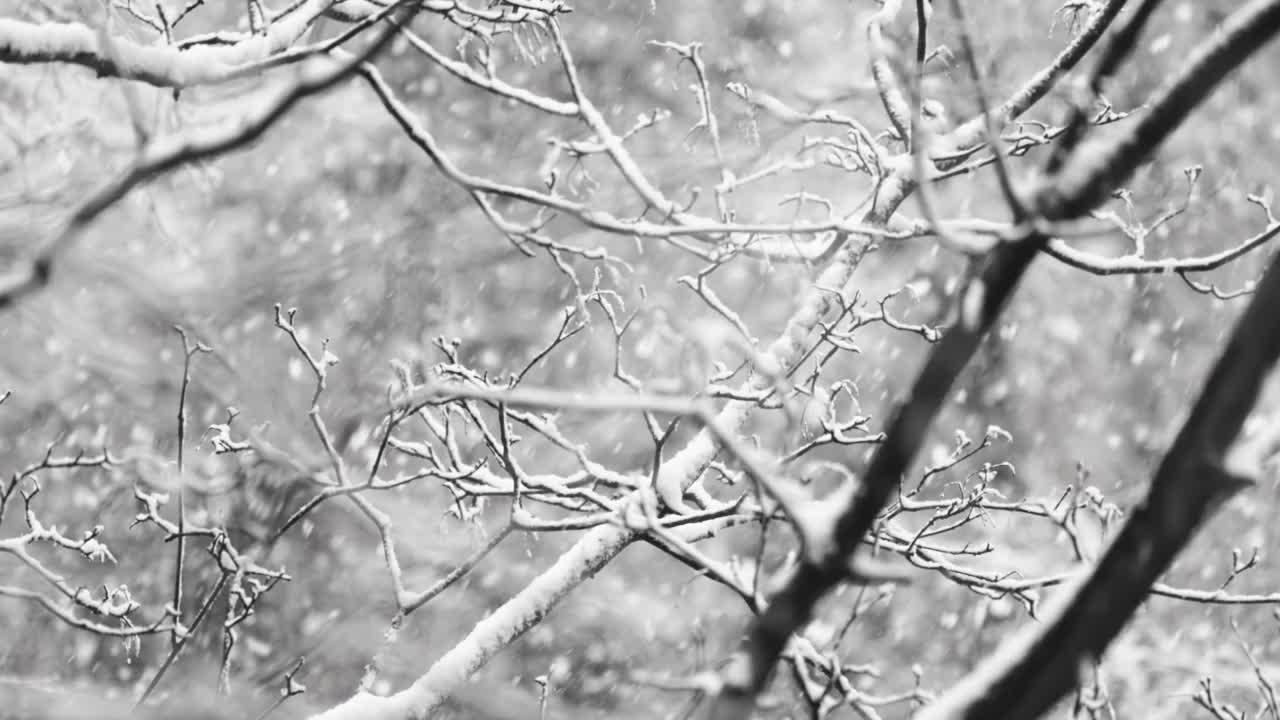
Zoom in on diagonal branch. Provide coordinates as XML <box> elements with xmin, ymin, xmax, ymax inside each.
<box><xmin>0</xmin><ymin>3</ymin><xmax>416</xmax><ymax>310</ymax></box>
<box><xmin>0</xmin><ymin>0</ymin><xmax>335</xmax><ymax>87</ymax></box>
<box><xmin>708</xmin><ymin>1</ymin><xmax>1280</xmax><ymax>715</ymax></box>
<box><xmin>917</xmin><ymin>227</ymin><xmax>1280</xmax><ymax>720</ymax></box>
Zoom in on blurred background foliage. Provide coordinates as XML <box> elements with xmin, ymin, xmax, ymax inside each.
<box><xmin>2</xmin><ymin>0</ymin><xmax>1280</xmax><ymax>717</ymax></box>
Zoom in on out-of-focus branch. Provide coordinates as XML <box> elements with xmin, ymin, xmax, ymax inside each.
<box><xmin>0</xmin><ymin>3</ymin><xmax>416</xmax><ymax>310</ymax></box>
<box><xmin>0</xmin><ymin>0</ymin><xmax>549</xmax><ymax>87</ymax></box>
<box><xmin>0</xmin><ymin>0</ymin><xmax>334</xmax><ymax>87</ymax></box>
<box><xmin>869</xmin><ymin>0</ymin><xmax>913</xmax><ymax>147</ymax></box>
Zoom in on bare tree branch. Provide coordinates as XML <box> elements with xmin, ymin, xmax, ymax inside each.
<box><xmin>917</xmin><ymin>218</ymin><xmax>1280</xmax><ymax>720</ymax></box>
<box><xmin>709</xmin><ymin>1</ymin><xmax>1280</xmax><ymax>715</ymax></box>
<box><xmin>0</xmin><ymin>2</ymin><xmax>415</xmax><ymax>309</ymax></box>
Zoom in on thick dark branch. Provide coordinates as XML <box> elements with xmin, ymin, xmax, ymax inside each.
<box><xmin>708</xmin><ymin>229</ymin><xmax>1044</xmax><ymax>720</ymax></box>
<box><xmin>708</xmin><ymin>2</ymin><xmax>1280</xmax><ymax>715</ymax></box>
<box><xmin>918</xmin><ymin>238</ymin><xmax>1280</xmax><ymax>720</ymax></box>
